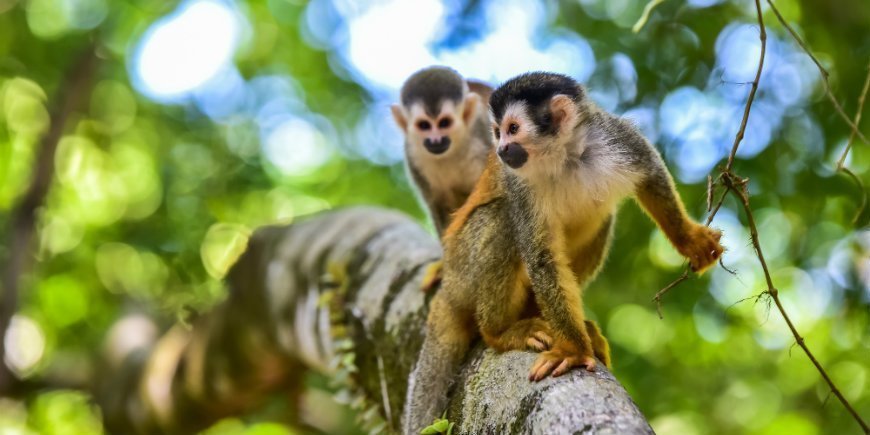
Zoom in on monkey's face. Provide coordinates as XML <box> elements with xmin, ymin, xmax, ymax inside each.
<box><xmin>391</xmin><ymin>94</ymin><xmax>481</xmax><ymax>158</ymax></box>
<box><xmin>407</xmin><ymin>101</ymin><xmax>459</xmax><ymax>155</ymax></box>
<box><xmin>493</xmin><ymin>95</ymin><xmax>579</xmax><ymax>178</ymax></box>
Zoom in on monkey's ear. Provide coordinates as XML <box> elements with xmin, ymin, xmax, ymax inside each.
<box><xmin>549</xmin><ymin>94</ymin><xmax>576</xmax><ymax>133</ymax></box>
<box><xmin>391</xmin><ymin>104</ymin><xmax>408</xmax><ymax>131</ymax></box>
<box><xmin>462</xmin><ymin>93</ymin><xmax>481</xmax><ymax>124</ymax></box>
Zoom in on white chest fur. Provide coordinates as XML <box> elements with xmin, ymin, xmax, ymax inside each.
<box><xmin>409</xmin><ymin>132</ymin><xmax>488</xmax><ymax>202</ymax></box>
<box><xmin>533</xmin><ymin>132</ymin><xmax>642</xmax><ymax>248</ymax></box>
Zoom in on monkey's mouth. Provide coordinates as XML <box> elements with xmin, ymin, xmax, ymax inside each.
<box><xmin>423</xmin><ymin>137</ymin><xmax>451</xmax><ymax>155</ymax></box>
<box><xmin>497</xmin><ymin>142</ymin><xmax>528</xmax><ymax>169</ymax></box>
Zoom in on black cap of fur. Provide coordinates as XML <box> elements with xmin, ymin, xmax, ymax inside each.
<box><xmin>401</xmin><ymin>66</ymin><xmax>466</xmax><ymax>118</ymax></box>
<box><xmin>490</xmin><ymin>72</ymin><xmax>584</xmax><ymax>135</ymax></box>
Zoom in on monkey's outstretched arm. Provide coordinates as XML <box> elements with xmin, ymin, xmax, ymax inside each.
<box><xmin>620</xmin><ymin>122</ymin><xmax>724</xmax><ymax>272</ymax></box>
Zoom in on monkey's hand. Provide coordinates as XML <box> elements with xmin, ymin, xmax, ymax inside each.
<box><xmin>420</xmin><ymin>260</ymin><xmax>443</xmax><ymax>292</ymax></box>
<box><xmin>677</xmin><ymin>224</ymin><xmax>724</xmax><ymax>273</ymax></box>
<box><xmin>528</xmin><ymin>341</ymin><xmax>595</xmax><ymax>382</ymax></box>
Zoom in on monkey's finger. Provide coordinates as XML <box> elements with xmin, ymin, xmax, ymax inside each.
<box><xmin>551</xmin><ymin>358</ymin><xmax>572</xmax><ymax>377</ymax></box>
<box><xmin>526</xmin><ymin>337</ymin><xmax>547</xmax><ymax>352</ymax></box>
<box><xmin>529</xmin><ymin>358</ymin><xmax>558</xmax><ymax>382</ymax></box>
<box><xmin>583</xmin><ymin>356</ymin><xmax>596</xmax><ymax>372</ymax></box>
<box><xmin>533</xmin><ymin>331</ymin><xmax>553</xmax><ymax>348</ymax></box>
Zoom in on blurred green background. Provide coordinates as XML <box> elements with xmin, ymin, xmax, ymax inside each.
<box><xmin>0</xmin><ymin>0</ymin><xmax>868</xmax><ymax>433</ymax></box>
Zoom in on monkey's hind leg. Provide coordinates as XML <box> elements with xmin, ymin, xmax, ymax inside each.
<box><xmin>402</xmin><ymin>297</ymin><xmax>472</xmax><ymax>435</ymax></box>
<box><xmin>584</xmin><ymin>320</ymin><xmax>611</xmax><ymax>368</ymax></box>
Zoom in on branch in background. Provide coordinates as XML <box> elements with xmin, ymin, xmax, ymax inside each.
<box><xmin>653</xmin><ymin>0</ymin><xmax>870</xmax><ymax>432</ymax></box>
<box><xmin>724</xmin><ymin>1</ymin><xmax>767</xmax><ymax>173</ymax></box>
<box><xmin>837</xmin><ymin>62</ymin><xmax>870</xmax><ymax>223</ymax></box>
<box><xmin>632</xmin><ymin>0</ymin><xmax>665</xmax><ymax>33</ymax></box>
<box><xmin>0</xmin><ymin>43</ymin><xmax>100</xmax><ymax>393</ymax></box>
<box><xmin>836</xmin><ymin>62</ymin><xmax>870</xmax><ymax>170</ymax></box>
<box><xmin>766</xmin><ymin>0</ymin><xmax>868</xmax><ymax>146</ymax></box>
<box><xmin>766</xmin><ymin>0</ymin><xmax>870</xmax><ymax>225</ymax></box>
<box><xmin>97</xmin><ymin>208</ymin><xmax>653</xmax><ymax>434</ymax></box>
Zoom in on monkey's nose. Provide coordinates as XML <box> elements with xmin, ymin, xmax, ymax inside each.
<box><xmin>497</xmin><ymin>142</ymin><xmax>528</xmax><ymax>169</ymax></box>
<box><xmin>423</xmin><ymin>136</ymin><xmax>450</xmax><ymax>155</ymax></box>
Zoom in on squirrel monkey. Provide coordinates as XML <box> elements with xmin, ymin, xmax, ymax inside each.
<box><xmin>391</xmin><ymin>66</ymin><xmax>494</xmax><ymax>236</ymax></box>
<box><xmin>402</xmin><ymin>72</ymin><xmax>724</xmax><ymax>433</ymax></box>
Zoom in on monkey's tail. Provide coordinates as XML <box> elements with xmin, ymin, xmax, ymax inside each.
<box><xmin>402</xmin><ymin>320</ymin><xmax>470</xmax><ymax>435</ymax></box>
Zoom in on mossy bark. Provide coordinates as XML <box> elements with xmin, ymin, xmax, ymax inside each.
<box><xmin>98</xmin><ymin>207</ymin><xmax>653</xmax><ymax>434</ymax></box>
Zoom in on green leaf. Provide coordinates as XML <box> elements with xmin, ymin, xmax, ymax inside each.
<box><xmin>432</xmin><ymin>419</ymin><xmax>450</xmax><ymax>432</ymax></box>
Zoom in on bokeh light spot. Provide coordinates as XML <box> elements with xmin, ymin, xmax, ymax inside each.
<box><xmin>201</xmin><ymin>223</ymin><xmax>251</xmax><ymax>279</ymax></box>
<box><xmin>3</xmin><ymin>314</ymin><xmax>45</xmax><ymax>376</ymax></box>
<box><xmin>133</xmin><ymin>0</ymin><xmax>241</xmax><ymax>100</ymax></box>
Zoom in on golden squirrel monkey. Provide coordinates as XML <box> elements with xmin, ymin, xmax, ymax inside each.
<box><xmin>391</xmin><ymin>66</ymin><xmax>494</xmax><ymax>236</ymax></box>
<box><xmin>392</xmin><ymin>67</ymin><xmax>494</xmax><ymax>292</ymax></box>
<box><xmin>402</xmin><ymin>72</ymin><xmax>724</xmax><ymax>434</ymax></box>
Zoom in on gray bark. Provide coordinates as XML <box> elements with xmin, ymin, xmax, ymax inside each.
<box><xmin>99</xmin><ymin>207</ymin><xmax>653</xmax><ymax>434</ymax></box>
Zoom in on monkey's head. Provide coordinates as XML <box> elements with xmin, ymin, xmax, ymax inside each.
<box><xmin>391</xmin><ymin>66</ymin><xmax>483</xmax><ymax>157</ymax></box>
<box><xmin>490</xmin><ymin>72</ymin><xmax>587</xmax><ymax>178</ymax></box>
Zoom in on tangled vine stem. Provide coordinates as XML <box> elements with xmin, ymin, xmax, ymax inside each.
<box><xmin>654</xmin><ymin>0</ymin><xmax>870</xmax><ymax>432</ymax></box>
<box><xmin>766</xmin><ymin>0</ymin><xmax>869</xmax><ymax>224</ymax></box>
<box><xmin>765</xmin><ymin>0</ymin><xmax>868</xmax><ymax>145</ymax></box>
<box><xmin>836</xmin><ymin>61</ymin><xmax>870</xmax><ymax>171</ymax></box>
<box><xmin>721</xmin><ymin>173</ymin><xmax>869</xmax><ymax>434</ymax></box>
<box><xmin>837</xmin><ymin>62</ymin><xmax>870</xmax><ymax>223</ymax></box>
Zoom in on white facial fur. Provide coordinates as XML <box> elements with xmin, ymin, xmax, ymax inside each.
<box><xmin>495</xmin><ymin>100</ymin><xmax>580</xmax><ymax>180</ymax></box>
<box><xmin>404</xmin><ymin>100</ymin><xmax>467</xmax><ymax>159</ymax></box>
<box><xmin>395</xmin><ymin>94</ymin><xmax>489</xmax><ymax>213</ymax></box>
<box><xmin>497</xmin><ymin>96</ymin><xmax>642</xmax><ymax>235</ymax></box>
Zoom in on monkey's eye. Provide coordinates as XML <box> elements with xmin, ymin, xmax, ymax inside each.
<box><xmin>417</xmin><ymin>120</ymin><xmax>431</xmax><ymax>131</ymax></box>
<box><xmin>508</xmin><ymin>123</ymin><xmax>519</xmax><ymax>135</ymax></box>
<box><xmin>493</xmin><ymin>126</ymin><xmax>500</xmax><ymax>140</ymax></box>
<box><xmin>438</xmin><ymin>118</ymin><xmax>452</xmax><ymax>129</ymax></box>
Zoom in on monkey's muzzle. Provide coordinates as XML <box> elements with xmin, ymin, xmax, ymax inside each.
<box><xmin>423</xmin><ymin>136</ymin><xmax>451</xmax><ymax>155</ymax></box>
<box><xmin>497</xmin><ymin>142</ymin><xmax>528</xmax><ymax>169</ymax></box>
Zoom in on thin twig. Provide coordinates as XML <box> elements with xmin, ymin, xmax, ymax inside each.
<box><xmin>633</xmin><ymin>0</ymin><xmax>665</xmax><ymax>33</ymax></box>
<box><xmin>836</xmin><ymin>62</ymin><xmax>870</xmax><ymax>224</ymax></box>
<box><xmin>723</xmin><ymin>175</ymin><xmax>869</xmax><ymax>433</ymax></box>
<box><xmin>706</xmin><ymin>175</ymin><xmax>714</xmax><ymax>212</ymax></box>
<box><xmin>841</xmin><ymin>167</ymin><xmax>868</xmax><ymax>225</ymax></box>
<box><xmin>724</xmin><ymin>5</ymin><xmax>767</xmax><ymax>173</ymax></box>
<box><xmin>766</xmin><ymin>0</ymin><xmax>868</xmax><ymax>145</ymax></box>
<box><xmin>652</xmin><ymin>269</ymin><xmax>689</xmax><ymax>319</ymax></box>
<box><xmin>705</xmin><ymin>187</ymin><xmax>729</xmax><ymax>226</ymax></box>
<box><xmin>836</xmin><ymin>61</ymin><xmax>870</xmax><ymax>170</ymax></box>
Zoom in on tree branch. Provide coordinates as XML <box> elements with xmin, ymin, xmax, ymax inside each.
<box><xmin>97</xmin><ymin>208</ymin><xmax>653</xmax><ymax>434</ymax></box>
<box><xmin>0</xmin><ymin>43</ymin><xmax>99</xmax><ymax>393</ymax></box>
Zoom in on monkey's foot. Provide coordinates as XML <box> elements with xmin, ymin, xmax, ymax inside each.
<box><xmin>420</xmin><ymin>260</ymin><xmax>443</xmax><ymax>292</ymax></box>
<box><xmin>528</xmin><ymin>349</ymin><xmax>595</xmax><ymax>382</ymax></box>
<box><xmin>680</xmin><ymin>225</ymin><xmax>724</xmax><ymax>273</ymax></box>
<box><xmin>525</xmin><ymin>330</ymin><xmax>553</xmax><ymax>352</ymax></box>
<box><xmin>584</xmin><ymin>320</ymin><xmax>612</xmax><ymax>369</ymax></box>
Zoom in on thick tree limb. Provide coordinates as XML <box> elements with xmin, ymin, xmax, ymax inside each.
<box><xmin>99</xmin><ymin>207</ymin><xmax>652</xmax><ymax>434</ymax></box>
